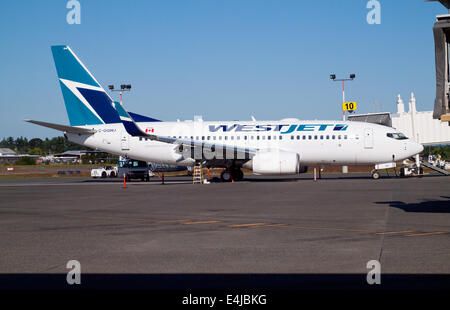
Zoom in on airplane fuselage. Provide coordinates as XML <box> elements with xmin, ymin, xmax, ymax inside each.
<box><xmin>67</xmin><ymin>119</ymin><xmax>423</xmax><ymax>169</ymax></box>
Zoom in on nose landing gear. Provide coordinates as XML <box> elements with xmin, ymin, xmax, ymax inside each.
<box><xmin>371</xmin><ymin>170</ymin><xmax>381</xmax><ymax>179</ymax></box>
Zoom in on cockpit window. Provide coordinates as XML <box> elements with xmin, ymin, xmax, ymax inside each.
<box><xmin>387</xmin><ymin>132</ymin><xmax>408</xmax><ymax>140</ymax></box>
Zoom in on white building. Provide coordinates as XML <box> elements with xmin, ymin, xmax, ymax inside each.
<box><xmin>391</xmin><ymin>93</ymin><xmax>450</xmax><ymax>145</ymax></box>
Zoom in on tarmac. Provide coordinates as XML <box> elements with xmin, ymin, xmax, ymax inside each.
<box><xmin>0</xmin><ymin>173</ymin><xmax>449</xmax><ymax>276</ymax></box>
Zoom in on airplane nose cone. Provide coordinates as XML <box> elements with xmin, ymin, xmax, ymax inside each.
<box><xmin>413</xmin><ymin>142</ymin><xmax>424</xmax><ymax>155</ymax></box>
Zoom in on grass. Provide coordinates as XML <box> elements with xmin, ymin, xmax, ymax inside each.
<box><xmin>0</xmin><ymin>163</ymin><xmax>107</xmax><ymax>168</ymax></box>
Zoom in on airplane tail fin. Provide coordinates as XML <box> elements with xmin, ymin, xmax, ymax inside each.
<box><xmin>51</xmin><ymin>45</ymin><xmax>120</xmax><ymax>126</ymax></box>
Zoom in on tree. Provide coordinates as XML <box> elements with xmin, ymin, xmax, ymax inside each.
<box><xmin>29</xmin><ymin>138</ymin><xmax>43</xmax><ymax>149</ymax></box>
<box><xmin>15</xmin><ymin>137</ymin><xmax>29</xmax><ymax>153</ymax></box>
<box><xmin>0</xmin><ymin>137</ymin><xmax>15</xmax><ymax>149</ymax></box>
<box><xmin>28</xmin><ymin>147</ymin><xmax>42</xmax><ymax>155</ymax></box>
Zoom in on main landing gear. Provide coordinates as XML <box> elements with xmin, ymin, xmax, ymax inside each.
<box><xmin>220</xmin><ymin>167</ymin><xmax>244</xmax><ymax>182</ymax></box>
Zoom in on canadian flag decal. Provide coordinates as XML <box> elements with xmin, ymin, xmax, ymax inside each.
<box><xmin>145</xmin><ymin>128</ymin><xmax>154</xmax><ymax>133</ymax></box>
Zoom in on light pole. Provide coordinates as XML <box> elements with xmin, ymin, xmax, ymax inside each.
<box><xmin>108</xmin><ymin>84</ymin><xmax>132</xmax><ymax>105</ymax></box>
<box><xmin>330</xmin><ymin>74</ymin><xmax>355</xmax><ymax>121</ymax></box>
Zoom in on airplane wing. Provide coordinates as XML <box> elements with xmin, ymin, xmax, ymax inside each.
<box><xmin>25</xmin><ymin>120</ymin><xmax>96</xmax><ymax>134</ymax></box>
<box><xmin>115</xmin><ymin>102</ymin><xmax>256</xmax><ymax>161</ymax></box>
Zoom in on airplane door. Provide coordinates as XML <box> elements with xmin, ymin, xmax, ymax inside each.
<box><xmin>121</xmin><ymin>131</ymin><xmax>130</xmax><ymax>150</ymax></box>
<box><xmin>364</xmin><ymin>128</ymin><xmax>374</xmax><ymax>149</ymax></box>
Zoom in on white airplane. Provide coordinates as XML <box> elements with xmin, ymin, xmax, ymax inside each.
<box><xmin>26</xmin><ymin>45</ymin><xmax>424</xmax><ymax>181</ymax></box>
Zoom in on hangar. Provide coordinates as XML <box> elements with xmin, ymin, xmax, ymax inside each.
<box><xmin>0</xmin><ymin>148</ymin><xmax>39</xmax><ymax>164</ymax></box>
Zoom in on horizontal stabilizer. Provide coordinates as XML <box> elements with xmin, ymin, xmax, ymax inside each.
<box><xmin>25</xmin><ymin>120</ymin><xmax>96</xmax><ymax>134</ymax></box>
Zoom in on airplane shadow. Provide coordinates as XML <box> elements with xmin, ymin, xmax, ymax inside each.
<box><xmin>80</xmin><ymin>173</ymin><xmax>446</xmax><ymax>184</ymax></box>
<box><xmin>375</xmin><ymin>197</ymin><xmax>450</xmax><ymax>213</ymax></box>
<box><xmin>243</xmin><ymin>173</ymin><xmax>449</xmax><ymax>182</ymax></box>
<box><xmin>242</xmin><ymin>174</ymin><xmax>391</xmax><ymax>182</ymax></box>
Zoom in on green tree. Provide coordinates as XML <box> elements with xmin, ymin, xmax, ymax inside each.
<box><xmin>15</xmin><ymin>137</ymin><xmax>29</xmax><ymax>153</ymax></box>
<box><xmin>29</xmin><ymin>138</ymin><xmax>43</xmax><ymax>149</ymax></box>
<box><xmin>0</xmin><ymin>137</ymin><xmax>15</xmax><ymax>149</ymax></box>
<box><xmin>28</xmin><ymin>147</ymin><xmax>42</xmax><ymax>155</ymax></box>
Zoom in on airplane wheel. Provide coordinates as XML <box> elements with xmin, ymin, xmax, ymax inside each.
<box><xmin>221</xmin><ymin>170</ymin><xmax>232</xmax><ymax>182</ymax></box>
<box><xmin>371</xmin><ymin>171</ymin><xmax>380</xmax><ymax>179</ymax></box>
<box><xmin>231</xmin><ymin>168</ymin><xmax>244</xmax><ymax>181</ymax></box>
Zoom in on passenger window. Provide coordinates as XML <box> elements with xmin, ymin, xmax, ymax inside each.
<box><xmin>344</xmin><ymin>135</ymin><xmax>347</xmax><ymax>139</ymax></box>
<box><xmin>303</xmin><ymin>136</ymin><xmax>306</xmax><ymax>140</ymax></box>
<box><xmin>320</xmin><ymin>135</ymin><xmax>323</xmax><ymax>140</ymax></box>
<box><xmin>326</xmin><ymin>135</ymin><xmax>329</xmax><ymax>139</ymax></box>
<box><xmin>338</xmin><ymin>135</ymin><xmax>341</xmax><ymax>140</ymax></box>
<box><xmin>308</xmin><ymin>135</ymin><xmax>312</xmax><ymax>140</ymax></box>
<box><xmin>314</xmin><ymin>135</ymin><xmax>318</xmax><ymax>140</ymax></box>
<box><xmin>291</xmin><ymin>136</ymin><xmax>294</xmax><ymax>140</ymax></box>
<box><xmin>332</xmin><ymin>135</ymin><xmax>335</xmax><ymax>140</ymax></box>
<box><xmin>279</xmin><ymin>136</ymin><xmax>282</xmax><ymax>140</ymax></box>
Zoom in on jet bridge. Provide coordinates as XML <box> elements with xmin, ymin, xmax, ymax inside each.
<box><xmin>348</xmin><ymin>112</ymin><xmax>392</xmax><ymax>127</ymax></box>
<box><xmin>427</xmin><ymin>0</ymin><xmax>450</xmax><ymax>122</ymax></box>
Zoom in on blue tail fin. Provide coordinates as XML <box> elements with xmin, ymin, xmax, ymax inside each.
<box><xmin>51</xmin><ymin>45</ymin><xmax>120</xmax><ymax>126</ymax></box>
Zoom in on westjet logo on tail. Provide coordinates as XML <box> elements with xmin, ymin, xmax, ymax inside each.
<box><xmin>209</xmin><ymin>124</ymin><xmax>348</xmax><ymax>134</ymax></box>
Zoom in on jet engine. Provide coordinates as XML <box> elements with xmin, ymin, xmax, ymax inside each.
<box><xmin>244</xmin><ymin>150</ymin><xmax>304</xmax><ymax>175</ymax></box>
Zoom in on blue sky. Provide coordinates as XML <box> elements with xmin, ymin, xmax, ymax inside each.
<box><xmin>0</xmin><ymin>0</ymin><xmax>446</xmax><ymax>138</ymax></box>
